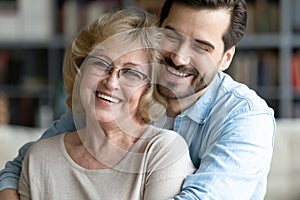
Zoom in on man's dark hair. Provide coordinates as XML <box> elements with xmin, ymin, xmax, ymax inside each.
<box><xmin>159</xmin><ymin>0</ymin><xmax>247</xmax><ymax>52</ymax></box>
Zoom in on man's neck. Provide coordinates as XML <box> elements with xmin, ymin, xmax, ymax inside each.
<box><xmin>166</xmin><ymin>88</ymin><xmax>206</xmax><ymax>118</ymax></box>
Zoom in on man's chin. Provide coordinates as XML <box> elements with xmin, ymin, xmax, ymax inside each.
<box><xmin>157</xmin><ymin>85</ymin><xmax>194</xmax><ymax>100</ymax></box>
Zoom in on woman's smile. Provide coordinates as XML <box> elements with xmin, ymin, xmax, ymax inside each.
<box><xmin>96</xmin><ymin>91</ymin><xmax>121</xmax><ymax>104</ymax></box>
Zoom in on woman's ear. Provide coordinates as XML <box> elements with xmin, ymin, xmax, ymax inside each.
<box><xmin>220</xmin><ymin>46</ymin><xmax>235</xmax><ymax>71</ymax></box>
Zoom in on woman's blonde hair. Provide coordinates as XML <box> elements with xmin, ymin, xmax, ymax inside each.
<box><xmin>63</xmin><ymin>8</ymin><xmax>167</xmax><ymax>123</ymax></box>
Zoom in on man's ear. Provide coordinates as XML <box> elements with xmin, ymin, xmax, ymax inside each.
<box><xmin>220</xmin><ymin>46</ymin><xmax>235</xmax><ymax>71</ymax></box>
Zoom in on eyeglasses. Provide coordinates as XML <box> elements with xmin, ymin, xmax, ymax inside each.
<box><xmin>84</xmin><ymin>55</ymin><xmax>150</xmax><ymax>87</ymax></box>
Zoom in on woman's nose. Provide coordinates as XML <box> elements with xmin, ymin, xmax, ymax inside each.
<box><xmin>102</xmin><ymin>72</ymin><xmax>120</xmax><ymax>90</ymax></box>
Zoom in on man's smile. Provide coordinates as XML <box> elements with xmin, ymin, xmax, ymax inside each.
<box><xmin>166</xmin><ymin>66</ymin><xmax>191</xmax><ymax>77</ymax></box>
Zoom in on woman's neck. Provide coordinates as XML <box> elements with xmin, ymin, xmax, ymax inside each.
<box><xmin>94</xmin><ymin>117</ymin><xmax>148</xmax><ymax>147</ymax></box>
<box><xmin>64</xmin><ymin>118</ymin><xmax>148</xmax><ymax>170</ymax></box>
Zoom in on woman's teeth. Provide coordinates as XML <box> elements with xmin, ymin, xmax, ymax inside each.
<box><xmin>96</xmin><ymin>92</ymin><xmax>120</xmax><ymax>103</ymax></box>
<box><xmin>167</xmin><ymin>66</ymin><xmax>189</xmax><ymax>77</ymax></box>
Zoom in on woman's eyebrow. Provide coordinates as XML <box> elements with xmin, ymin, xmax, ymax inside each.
<box><xmin>122</xmin><ymin>62</ymin><xmax>142</xmax><ymax>67</ymax></box>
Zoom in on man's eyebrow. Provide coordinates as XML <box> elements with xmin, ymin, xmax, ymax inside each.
<box><xmin>165</xmin><ymin>25</ymin><xmax>182</xmax><ymax>37</ymax></box>
<box><xmin>165</xmin><ymin>25</ymin><xmax>215</xmax><ymax>51</ymax></box>
<box><xmin>194</xmin><ymin>39</ymin><xmax>215</xmax><ymax>51</ymax></box>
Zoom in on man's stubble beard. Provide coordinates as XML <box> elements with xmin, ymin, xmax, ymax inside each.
<box><xmin>156</xmin><ymin>74</ymin><xmax>209</xmax><ymax>100</ymax></box>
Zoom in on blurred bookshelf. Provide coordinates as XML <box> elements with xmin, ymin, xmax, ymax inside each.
<box><xmin>228</xmin><ymin>0</ymin><xmax>300</xmax><ymax>118</ymax></box>
<box><xmin>0</xmin><ymin>0</ymin><xmax>299</xmax><ymax>127</ymax></box>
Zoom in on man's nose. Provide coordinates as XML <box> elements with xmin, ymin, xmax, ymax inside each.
<box><xmin>170</xmin><ymin>42</ymin><xmax>191</xmax><ymax>66</ymax></box>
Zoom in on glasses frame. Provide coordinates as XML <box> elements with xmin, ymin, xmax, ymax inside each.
<box><xmin>84</xmin><ymin>55</ymin><xmax>151</xmax><ymax>87</ymax></box>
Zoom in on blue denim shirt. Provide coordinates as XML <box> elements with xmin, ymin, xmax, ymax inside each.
<box><xmin>0</xmin><ymin>72</ymin><xmax>275</xmax><ymax>200</ymax></box>
<box><xmin>169</xmin><ymin>72</ymin><xmax>276</xmax><ymax>200</ymax></box>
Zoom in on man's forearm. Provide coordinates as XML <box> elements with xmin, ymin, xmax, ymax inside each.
<box><xmin>0</xmin><ymin>142</ymin><xmax>32</xmax><ymax>191</ymax></box>
<box><xmin>0</xmin><ymin>188</ymin><xmax>19</xmax><ymax>200</ymax></box>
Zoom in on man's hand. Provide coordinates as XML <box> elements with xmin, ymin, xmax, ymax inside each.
<box><xmin>0</xmin><ymin>188</ymin><xmax>19</xmax><ymax>200</ymax></box>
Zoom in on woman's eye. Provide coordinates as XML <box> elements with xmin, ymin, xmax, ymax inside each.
<box><xmin>93</xmin><ymin>59</ymin><xmax>110</xmax><ymax>69</ymax></box>
<box><xmin>86</xmin><ymin>57</ymin><xmax>112</xmax><ymax>76</ymax></box>
<box><xmin>123</xmin><ymin>69</ymin><xmax>143</xmax><ymax>80</ymax></box>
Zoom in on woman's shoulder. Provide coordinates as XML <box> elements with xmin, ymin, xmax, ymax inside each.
<box><xmin>147</xmin><ymin>126</ymin><xmax>187</xmax><ymax>145</ymax></box>
<box><xmin>144</xmin><ymin>126</ymin><xmax>189</xmax><ymax>156</ymax></box>
<box><xmin>27</xmin><ymin>134</ymin><xmax>64</xmax><ymax>156</ymax></box>
<box><xmin>141</xmin><ymin>126</ymin><xmax>194</xmax><ymax>172</ymax></box>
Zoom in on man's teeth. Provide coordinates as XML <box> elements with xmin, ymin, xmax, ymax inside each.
<box><xmin>96</xmin><ymin>92</ymin><xmax>120</xmax><ymax>103</ymax></box>
<box><xmin>167</xmin><ymin>67</ymin><xmax>189</xmax><ymax>77</ymax></box>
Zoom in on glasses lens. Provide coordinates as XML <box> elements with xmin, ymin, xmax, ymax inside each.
<box><xmin>119</xmin><ymin>69</ymin><xmax>147</xmax><ymax>86</ymax></box>
<box><xmin>87</xmin><ymin>56</ymin><xmax>112</xmax><ymax>76</ymax></box>
<box><xmin>85</xmin><ymin>56</ymin><xmax>149</xmax><ymax>87</ymax></box>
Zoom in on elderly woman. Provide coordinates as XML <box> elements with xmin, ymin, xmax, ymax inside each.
<box><xmin>18</xmin><ymin>8</ymin><xmax>195</xmax><ymax>200</ymax></box>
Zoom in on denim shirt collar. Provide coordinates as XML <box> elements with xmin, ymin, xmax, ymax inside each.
<box><xmin>178</xmin><ymin>72</ymin><xmax>222</xmax><ymax>124</ymax></box>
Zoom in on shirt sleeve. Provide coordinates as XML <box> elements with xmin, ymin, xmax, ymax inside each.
<box><xmin>172</xmin><ymin>111</ymin><xmax>276</xmax><ymax>200</ymax></box>
<box><xmin>0</xmin><ymin>110</ymin><xmax>75</xmax><ymax>191</ymax></box>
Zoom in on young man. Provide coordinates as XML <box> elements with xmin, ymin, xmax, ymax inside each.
<box><xmin>0</xmin><ymin>0</ymin><xmax>275</xmax><ymax>199</ymax></box>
